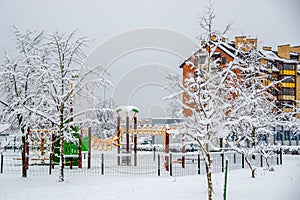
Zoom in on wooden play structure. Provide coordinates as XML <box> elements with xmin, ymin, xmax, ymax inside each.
<box><xmin>19</xmin><ymin>105</ymin><xmax>182</xmax><ymax>172</ymax></box>
<box><xmin>91</xmin><ymin>105</ymin><xmax>178</xmax><ymax>170</ymax></box>
<box><xmin>23</xmin><ymin>127</ymin><xmax>92</xmax><ymax>169</ymax></box>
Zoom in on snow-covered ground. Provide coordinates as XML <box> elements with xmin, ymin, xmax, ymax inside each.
<box><xmin>0</xmin><ymin>155</ymin><xmax>299</xmax><ymax>200</ymax></box>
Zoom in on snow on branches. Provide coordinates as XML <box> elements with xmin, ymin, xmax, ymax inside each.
<box><xmin>0</xmin><ymin>27</ymin><xmax>110</xmax><ymax>182</ymax></box>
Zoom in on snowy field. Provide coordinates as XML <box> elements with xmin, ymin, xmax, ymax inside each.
<box><xmin>0</xmin><ymin>155</ymin><xmax>299</xmax><ymax>200</ymax></box>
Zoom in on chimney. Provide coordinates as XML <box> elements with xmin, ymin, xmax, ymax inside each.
<box><xmin>235</xmin><ymin>36</ymin><xmax>257</xmax><ymax>52</ymax></box>
<box><xmin>277</xmin><ymin>44</ymin><xmax>290</xmax><ymax>59</ymax></box>
<box><xmin>221</xmin><ymin>37</ymin><xmax>227</xmax><ymax>42</ymax></box>
<box><xmin>210</xmin><ymin>34</ymin><xmax>217</xmax><ymax>42</ymax></box>
<box><xmin>235</xmin><ymin>36</ymin><xmax>246</xmax><ymax>49</ymax></box>
<box><xmin>290</xmin><ymin>46</ymin><xmax>300</xmax><ymax>62</ymax></box>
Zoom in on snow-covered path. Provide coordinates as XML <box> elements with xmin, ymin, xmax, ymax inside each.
<box><xmin>0</xmin><ymin>155</ymin><xmax>299</xmax><ymax>200</ymax></box>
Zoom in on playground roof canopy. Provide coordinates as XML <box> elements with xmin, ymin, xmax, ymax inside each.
<box><xmin>115</xmin><ymin>105</ymin><xmax>139</xmax><ymax>113</ymax></box>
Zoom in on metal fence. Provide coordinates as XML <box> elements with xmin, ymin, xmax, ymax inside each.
<box><xmin>0</xmin><ymin>150</ymin><xmax>281</xmax><ymax>177</ymax></box>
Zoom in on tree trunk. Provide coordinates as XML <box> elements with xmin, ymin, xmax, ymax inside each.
<box><xmin>21</xmin><ymin>135</ymin><xmax>27</xmax><ymax>178</ymax></box>
<box><xmin>59</xmin><ymin>130</ymin><xmax>64</xmax><ymax>182</ymax></box>
<box><xmin>205</xmin><ymin>153</ymin><xmax>213</xmax><ymax>200</ymax></box>
<box><xmin>245</xmin><ymin>156</ymin><xmax>256</xmax><ymax>178</ymax></box>
<box><xmin>265</xmin><ymin>157</ymin><xmax>270</xmax><ymax>169</ymax></box>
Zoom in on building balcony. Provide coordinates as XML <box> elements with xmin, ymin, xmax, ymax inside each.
<box><xmin>282</xmin><ymin>108</ymin><xmax>294</xmax><ymax>112</ymax></box>
<box><xmin>279</xmin><ymin>82</ymin><xmax>295</xmax><ymax>88</ymax></box>
<box><xmin>262</xmin><ymin>79</ymin><xmax>272</xmax><ymax>86</ymax></box>
<box><xmin>280</xmin><ymin>70</ymin><xmax>296</xmax><ymax>75</ymax></box>
<box><xmin>278</xmin><ymin>95</ymin><xmax>295</xmax><ymax>100</ymax></box>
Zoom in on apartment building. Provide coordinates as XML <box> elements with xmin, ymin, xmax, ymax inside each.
<box><xmin>179</xmin><ymin>36</ymin><xmax>300</xmax><ymax>145</ymax></box>
<box><xmin>260</xmin><ymin>44</ymin><xmax>299</xmax><ymax>113</ymax></box>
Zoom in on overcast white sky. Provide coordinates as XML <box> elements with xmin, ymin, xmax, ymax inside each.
<box><xmin>0</xmin><ymin>0</ymin><xmax>299</xmax><ymax>118</ymax></box>
<box><xmin>1</xmin><ymin>0</ymin><xmax>299</xmax><ymax>51</ymax></box>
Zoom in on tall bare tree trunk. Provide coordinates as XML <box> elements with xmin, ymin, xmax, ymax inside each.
<box><xmin>21</xmin><ymin>134</ymin><xmax>27</xmax><ymax>178</ymax></box>
<box><xmin>59</xmin><ymin>108</ymin><xmax>65</xmax><ymax>182</ymax></box>
<box><xmin>205</xmin><ymin>153</ymin><xmax>213</xmax><ymax>200</ymax></box>
<box><xmin>59</xmin><ymin>129</ymin><xmax>64</xmax><ymax>182</ymax></box>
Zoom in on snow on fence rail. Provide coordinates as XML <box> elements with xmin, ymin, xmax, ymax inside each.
<box><xmin>0</xmin><ymin>150</ymin><xmax>281</xmax><ymax>177</ymax></box>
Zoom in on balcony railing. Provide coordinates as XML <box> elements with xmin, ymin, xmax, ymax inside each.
<box><xmin>279</xmin><ymin>82</ymin><xmax>295</xmax><ymax>88</ymax></box>
<box><xmin>278</xmin><ymin>95</ymin><xmax>295</xmax><ymax>100</ymax></box>
<box><xmin>280</xmin><ymin>70</ymin><xmax>296</xmax><ymax>75</ymax></box>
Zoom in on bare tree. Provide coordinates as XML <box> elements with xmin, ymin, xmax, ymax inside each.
<box><xmin>225</xmin><ymin>45</ymin><xmax>279</xmax><ymax>177</ymax></box>
<box><xmin>165</xmin><ymin>2</ymin><xmax>234</xmax><ymax>199</ymax></box>
<box><xmin>1</xmin><ymin>28</ymin><xmax>109</xmax><ymax>182</ymax></box>
<box><xmin>36</xmin><ymin>31</ymin><xmax>108</xmax><ymax>182</ymax></box>
<box><xmin>0</xmin><ymin>27</ymin><xmax>46</xmax><ymax>177</ymax></box>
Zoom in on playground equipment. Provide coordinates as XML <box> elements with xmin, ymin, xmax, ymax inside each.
<box><xmin>91</xmin><ymin>129</ymin><xmax>124</xmax><ymax>151</ymax></box>
<box><xmin>17</xmin><ymin>106</ymin><xmax>180</xmax><ymax>172</ymax></box>
<box><xmin>90</xmin><ymin>105</ymin><xmax>178</xmax><ymax>170</ymax></box>
<box><xmin>115</xmin><ymin>105</ymin><xmax>139</xmax><ymax>166</ymax></box>
<box><xmin>24</xmin><ymin>127</ymin><xmax>92</xmax><ymax>169</ymax></box>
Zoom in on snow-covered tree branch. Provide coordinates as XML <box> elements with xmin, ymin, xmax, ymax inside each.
<box><xmin>0</xmin><ymin>27</ymin><xmax>111</xmax><ymax>182</ymax></box>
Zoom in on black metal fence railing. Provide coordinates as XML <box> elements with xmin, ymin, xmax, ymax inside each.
<box><xmin>0</xmin><ymin>150</ymin><xmax>281</xmax><ymax>177</ymax></box>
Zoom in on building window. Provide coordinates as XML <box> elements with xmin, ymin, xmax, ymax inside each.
<box><xmin>221</xmin><ymin>57</ymin><xmax>226</xmax><ymax>64</ymax></box>
<box><xmin>276</xmin><ymin>132</ymin><xmax>282</xmax><ymax>141</ymax></box>
<box><xmin>282</xmin><ymin>76</ymin><xmax>295</xmax><ymax>83</ymax></box>
<box><xmin>284</xmin><ymin>131</ymin><xmax>290</xmax><ymax>140</ymax></box>
<box><xmin>283</xmin><ymin>63</ymin><xmax>295</xmax><ymax>70</ymax></box>
<box><xmin>280</xmin><ymin>88</ymin><xmax>295</xmax><ymax>96</ymax></box>
<box><xmin>195</xmin><ymin>56</ymin><xmax>206</xmax><ymax>65</ymax></box>
<box><xmin>271</xmin><ymin>89</ymin><xmax>278</xmax><ymax>96</ymax></box>
<box><xmin>194</xmin><ymin>70</ymin><xmax>199</xmax><ymax>79</ymax></box>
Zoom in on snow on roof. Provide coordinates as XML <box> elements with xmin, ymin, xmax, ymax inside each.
<box><xmin>260</xmin><ymin>50</ymin><xmax>299</xmax><ymax>64</ymax></box>
<box><xmin>260</xmin><ymin>50</ymin><xmax>278</xmax><ymax>61</ymax></box>
<box><xmin>217</xmin><ymin>43</ymin><xmax>236</xmax><ymax>58</ymax></box>
<box><xmin>220</xmin><ymin>41</ymin><xmax>237</xmax><ymax>52</ymax></box>
<box><xmin>290</xmin><ymin>52</ymin><xmax>299</xmax><ymax>56</ymax></box>
<box><xmin>260</xmin><ymin>65</ymin><xmax>268</xmax><ymax>72</ymax></box>
<box><xmin>272</xmin><ymin>65</ymin><xmax>280</xmax><ymax>72</ymax></box>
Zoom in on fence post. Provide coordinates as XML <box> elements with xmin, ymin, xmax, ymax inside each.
<box><xmin>260</xmin><ymin>155</ymin><xmax>263</xmax><ymax>168</ymax></box>
<box><xmin>221</xmin><ymin>152</ymin><xmax>225</xmax><ymax>172</ymax></box>
<box><xmin>220</xmin><ymin>138</ymin><xmax>224</xmax><ymax>173</ymax></box>
<box><xmin>233</xmin><ymin>153</ymin><xmax>236</xmax><ymax>164</ymax></box>
<box><xmin>101</xmin><ymin>153</ymin><xmax>104</xmax><ymax>175</ymax></box>
<box><xmin>277</xmin><ymin>150</ymin><xmax>279</xmax><ymax>165</ymax></box>
<box><xmin>158</xmin><ymin>154</ymin><xmax>160</xmax><ymax>176</ymax></box>
<box><xmin>241</xmin><ymin>154</ymin><xmax>245</xmax><ymax>169</ymax></box>
<box><xmin>198</xmin><ymin>153</ymin><xmax>200</xmax><ymax>175</ymax></box>
<box><xmin>88</xmin><ymin>127</ymin><xmax>91</xmax><ymax>169</ymax></box>
<box><xmin>223</xmin><ymin>160</ymin><xmax>229</xmax><ymax>200</ymax></box>
<box><xmin>153</xmin><ymin>147</ymin><xmax>156</xmax><ymax>161</ymax></box>
<box><xmin>169</xmin><ymin>153</ymin><xmax>172</xmax><ymax>176</ymax></box>
<box><xmin>279</xmin><ymin>148</ymin><xmax>282</xmax><ymax>165</ymax></box>
<box><xmin>49</xmin><ymin>153</ymin><xmax>52</xmax><ymax>175</ymax></box>
<box><xmin>1</xmin><ymin>154</ymin><xmax>3</xmax><ymax>174</ymax></box>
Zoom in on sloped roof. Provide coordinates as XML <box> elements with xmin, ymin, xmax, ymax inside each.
<box><xmin>179</xmin><ymin>40</ymin><xmax>299</xmax><ymax>69</ymax></box>
<box><xmin>260</xmin><ymin>50</ymin><xmax>299</xmax><ymax>64</ymax></box>
<box><xmin>179</xmin><ymin>41</ymin><xmax>237</xmax><ymax>68</ymax></box>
